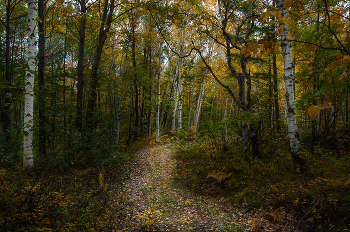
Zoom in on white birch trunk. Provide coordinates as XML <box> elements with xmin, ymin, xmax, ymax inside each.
<box><xmin>177</xmin><ymin>27</ymin><xmax>185</xmax><ymax>131</ymax></box>
<box><xmin>171</xmin><ymin>59</ymin><xmax>179</xmax><ymax>131</ymax></box>
<box><xmin>23</xmin><ymin>0</ymin><xmax>36</xmax><ymax>168</ymax></box>
<box><xmin>277</xmin><ymin>0</ymin><xmax>305</xmax><ymax>173</ymax></box>
<box><xmin>193</xmin><ymin>72</ymin><xmax>207</xmax><ymax>131</ymax></box>
<box><xmin>156</xmin><ymin>43</ymin><xmax>163</xmax><ymax>142</ymax></box>
<box><xmin>188</xmin><ymin>63</ymin><xmax>198</xmax><ymax>129</ymax></box>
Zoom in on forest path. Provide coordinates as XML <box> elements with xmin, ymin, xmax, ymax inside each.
<box><xmin>117</xmin><ymin>143</ymin><xmax>251</xmax><ymax>231</ymax></box>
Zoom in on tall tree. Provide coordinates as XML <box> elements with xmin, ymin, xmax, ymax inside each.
<box><xmin>75</xmin><ymin>0</ymin><xmax>87</xmax><ymax>133</ymax></box>
<box><xmin>277</xmin><ymin>0</ymin><xmax>306</xmax><ymax>173</ymax></box>
<box><xmin>85</xmin><ymin>0</ymin><xmax>115</xmax><ymax>132</ymax></box>
<box><xmin>23</xmin><ymin>0</ymin><xmax>36</xmax><ymax>168</ymax></box>
<box><xmin>37</xmin><ymin>0</ymin><xmax>47</xmax><ymax>157</ymax></box>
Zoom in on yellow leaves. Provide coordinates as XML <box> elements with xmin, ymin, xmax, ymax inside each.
<box><xmin>276</xmin><ymin>11</ymin><xmax>282</xmax><ymax>20</ymax></box>
<box><xmin>308</xmin><ymin>104</ymin><xmax>332</xmax><ymax>120</ymax></box>
<box><xmin>335</xmin><ymin>54</ymin><xmax>344</xmax><ymax>60</ymax></box>
<box><xmin>283</xmin><ymin>0</ymin><xmax>294</xmax><ymax>9</ymax></box>
<box><xmin>241</xmin><ymin>42</ymin><xmax>260</xmax><ymax>57</ymax></box>
<box><xmin>268</xmin><ymin>10</ymin><xmax>279</xmax><ymax>16</ymax></box>
<box><xmin>284</xmin><ymin>18</ymin><xmax>292</xmax><ymax>25</ymax></box>
<box><xmin>306</xmin><ymin>43</ymin><xmax>313</xmax><ymax>50</ymax></box>
<box><xmin>247</xmin><ymin>41</ymin><xmax>260</xmax><ymax>53</ymax></box>
<box><xmin>339</xmin><ymin>71</ymin><xmax>348</xmax><ymax>81</ymax></box>
<box><xmin>259</xmin><ymin>12</ymin><xmax>270</xmax><ymax>22</ymax></box>
<box><xmin>325</xmin><ymin>60</ymin><xmax>338</xmax><ymax>71</ymax></box>
<box><xmin>329</xmin><ymin>13</ymin><xmax>340</xmax><ymax>21</ymax></box>
<box><xmin>308</xmin><ymin>105</ymin><xmax>321</xmax><ymax>120</ymax></box>
<box><xmin>258</xmin><ymin>41</ymin><xmax>278</xmax><ymax>57</ymax></box>
<box><xmin>343</xmin><ymin>55</ymin><xmax>350</xmax><ymax>60</ymax></box>
<box><xmin>278</xmin><ymin>25</ymin><xmax>284</xmax><ymax>34</ymax></box>
<box><xmin>241</xmin><ymin>46</ymin><xmax>250</xmax><ymax>58</ymax></box>
<box><xmin>286</xmin><ymin>32</ymin><xmax>296</xmax><ymax>40</ymax></box>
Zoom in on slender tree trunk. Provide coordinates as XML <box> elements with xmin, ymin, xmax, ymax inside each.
<box><xmin>116</xmin><ymin>44</ymin><xmax>130</xmax><ymax>146</ymax></box>
<box><xmin>193</xmin><ymin>72</ymin><xmax>207</xmax><ymax>131</ymax></box>
<box><xmin>2</xmin><ymin>1</ymin><xmax>12</xmax><ymax>143</ymax></box>
<box><xmin>23</xmin><ymin>0</ymin><xmax>36</xmax><ymax>168</ymax></box>
<box><xmin>37</xmin><ymin>0</ymin><xmax>47</xmax><ymax>157</ymax></box>
<box><xmin>273</xmin><ymin>54</ymin><xmax>280</xmax><ymax>131</ymax></box>
<box><xmin>86</xmin><ymin>0</ymin><xmax>115</xmax><ymax>132</ymax></box>
<box><xmin>188</xmin><ymin>63</ymin><xmax>197</xmax><ymax>128</ymax></box>
<box><xmin>148</xmin><ymin>47</ymin><xmax>155</xmax><ymax>137</ymax></box>
<box><xmin>75</xmin><ymin>0</ymin><xmax>87</xmax><ymax>133</ymax></box>
<box><xmin>177</xmin><ymin>27</ymin><xmax>185</xmax><ymax>131</ymax></box>
<box><xmin>156</xmin><ymin>43</ymin><xmax>163</xmax><ymax>142</ymax></box>
<box><xmin>171</xmin><ymin>58</ymin><xmax>178</xmax><ymax>131</ymax></box>
<box><xmin>277</xmin><ymin>0</ymin><xmax>306</xmax><ymax>173</ymax></box>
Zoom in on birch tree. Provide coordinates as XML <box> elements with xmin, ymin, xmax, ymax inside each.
<box><xmin>156</xmin><ymin>43</ymin><xmax>163</xmax><ymax>142</ymax></box>
<box><xmin>177</xmin><ymin>27</ymin><xmax>185</xmax><ymax>131</ymax></box>
<box><xmin>23</xmin><ymin>0</ymin><xmax>36</xmax><ymax>168</ymax></box>
<box><xmin>277</xmin><ymin>0</ymin><xmax>306</xmax><ymax>173</ymax></box>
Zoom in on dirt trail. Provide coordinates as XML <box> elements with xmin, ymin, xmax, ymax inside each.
<box><xmin>116</xmin><ymin>144</ymin><xmax>251</xmax><ymax>231</ymax></box>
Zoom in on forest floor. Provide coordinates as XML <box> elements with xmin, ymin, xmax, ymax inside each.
<box><xmin>113</xmin><ymin>143</ymin><xmax>298</xmax><ymax>231</ymax></box>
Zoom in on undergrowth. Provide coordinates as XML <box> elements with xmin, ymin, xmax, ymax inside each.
<box><xmin>0</xmin><ymin>152</ymin><xmax>131</xmax><ymax>231</ymax></box>
<box><xmin>172</xmin><ymin>128</ymin><xmax>350</xmax><ymax>231</ymax></box>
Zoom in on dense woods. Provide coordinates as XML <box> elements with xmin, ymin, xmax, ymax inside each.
<box><xmin>1</xmin><ymin>0</ymin><xmax>350</xmax><ymax>231</ymax></box>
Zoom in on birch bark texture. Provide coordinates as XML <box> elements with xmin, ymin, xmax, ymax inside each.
<box><xmin>23</xmin><ymin>0</ymin><xmax>36</xmax><ymax>168</ymax></box>
<box><xmin>277</xmin><ymin>0</ymin><xmax>306</xmax><ymax>173</ymax></box>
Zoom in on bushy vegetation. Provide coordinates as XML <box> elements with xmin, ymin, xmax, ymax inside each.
<box><xmin>172</xmin><ymin>127</ymin><xmax>350</xmax><ymax>231</ymax></box>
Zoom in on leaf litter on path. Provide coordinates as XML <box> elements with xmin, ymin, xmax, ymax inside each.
<box><xmin>114</xmin><ymin>144</ymin><xmax>249</xmax><ymax>231</ymax></box>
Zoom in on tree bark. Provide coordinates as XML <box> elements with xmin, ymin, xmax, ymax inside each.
<box><xmin>37</xmin><ymin>0</ymin><xmax>47</xmax><ymax>157</ymax></box>
<box><xmin>23</xmin><ymin>0</ymin><xmax>36</xmax><ymax>168</ymax></box>
<box><xmin>2</xmin><ymin>0</ymin><xmax>12</xmax><ymax>144</ymax></box>
<box><xmin>75</xmin><ymin>0</ymin><xmax>87</xmax><ymax>133</ymax></box>
<box><xmin>86</xmin><ymin>0</ymin><xmax>115</xmax><ymax>132</ymax></box>
<box><xmin>193</xmin><ymin>72</ymin><xmax>206</xmax><ymax>132</ymax></box>
<box><xmin>177</xmin><ymin>27</ymin><xmax>185</xmax><ymax>131</ymax></box>
<box><xmin>277</xmin><ymin>0</ymin><xmax>306</xmax><ymax>173</ymax></box>
<box><xmin>156</xmin><ymin>43</ymin><xmax>163</xmax><ymax>142</ymax></box>
<box><xmin>273</xmin><ymin>54</ymin><xmax>280</xmax><ymax>131</ymax></box>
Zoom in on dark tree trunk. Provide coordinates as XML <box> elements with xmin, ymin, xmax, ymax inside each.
<box><xmin>2</xmin><ymin>0</ymin><xmax>12</xmax><ymax>144</ymax></box>
<box><xmin>131</xmin><ymin>16</ymin><xmax>139</xmax><ymax>139</ymax></box>
<box><xmin>86</xmin><ymin>0</ymin><xmax>115</xmax><ymax>132</ymax></box>
<box><xmin>75</xmin><ymin>0</ymin><xmax>87</xmax><ymax>133</ymax></box>
<box><xmin>273</xmin><ymin>54</ymin><xmax>280</xmax><ymax>131</ymax></box>
<box><xmin>250</xmin><ymin>123</ymin><xmax>261</xmax><ymax>159</ymax></box>
<box><xmin>38</xmin><ymin>0</ymin><xmax>47</xmax><ymax>156</ymax></box>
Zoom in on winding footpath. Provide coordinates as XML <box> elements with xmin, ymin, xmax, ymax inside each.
<box><xmin>115</xmin><ymin>144</ymin><xmax>253</xmax><ymax>231</ymax></box>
